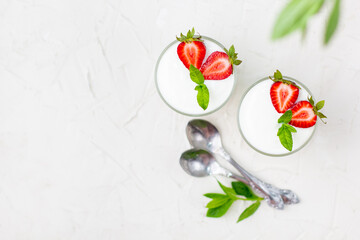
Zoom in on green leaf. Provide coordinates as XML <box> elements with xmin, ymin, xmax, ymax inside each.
<box><xmin>229</xmin><ymin>45</ymin><xmax>235</xmax><ymax>56</ymax></box>
<box><xmin>308</xmin><ymin>95</ymin><xmax>315</xmax><ymax>106</ymax></box>
<box><xmin>324</xmin><ymin>0</ymin><xmax>340</xmax><ymax>44</ymax></box>
<box><xmin>272</xmin><ymin>0</ymin><xmax>325</xmax><ymax>39</ymax></box>
<box><xmin>206</xmin><ymin>197</ymin><xmax>231</xmax><ymax>209</ymax></box>
<box><xmin>189</xmin><ymin>64</ymin><xmax>204</xmax><ymax>84</ymax></box>
<box><xmin>316</xmin><ymin>100</ymin><xmax>325</xmax><ymax>110</ymax></box>
<box><xmin>231</xmin><ymin>182</ymin><xmax>259</xmax><ymax>200</ymax></box>
<box><xmin>237</xmin><ymin>201</ymin><xmax>261</xmax><ymax>223</ymax></box>
<box><xmin>278</xmin><ymin>110</ymin><xmax>293</xmax><ymax>124</ymax></box>
<box><xmin>285</xmin><ymin>124</ymin><xmax>297</xmax><ymax>133</ymax></box>
<box><xmin>277</xmin><ymin>124</ymin><xmax>294</xmax><ymax>151</ymax></box>
<box><xmin>203</xmin><ymin>193</ymin><xmax>228</xmax><ymax>199</ymax></box>
<box><xmin>234</xmin><ymin>60</ymin><xmax>242</xmax><ymax>65</ymax></box>
<box><xmin>206</xmin><ymin>199</ymin><xmax>234</xmax><ymax>218</ymax></box>
<box><xmin>217</xmin><ymin>181</ymin><xmax>237</xmax><ymax>199</ymax></box>
<box><xmin>274</xmin><ymin>70</ymin><xmax>283</xmax><ymax>80</ymax></box>
<box><xmin>194</xmin><ymin>84</ymin><xmax>209</xmax><ymax>110</ymax></box>
<box><xmin>317</xmin><ymin>112</ymin><xmax>327</xmax><ymax>119</ymax></box>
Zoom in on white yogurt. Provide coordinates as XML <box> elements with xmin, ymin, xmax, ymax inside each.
<box><xmin>238</xmin><ymin>79</ymin><xmax>315</xmax><ymax>156</ymax></box>
<box><xmin>155</xmin><ymin>37</ymin><xmax>235</xmax><ymax>116</ymax></box>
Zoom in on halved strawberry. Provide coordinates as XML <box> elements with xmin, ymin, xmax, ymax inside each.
<box><xmin>289</xmin><ymin>97</ymin><xmax>327</xmax><ymax>128</ymax></box>
<box><xmin>199</xmin><ymin>45</ymin><xmax>241</xmax><ymax>80</ymax></box>
<box><xmin>289</xmin><ymin>101</ymin><xmax>317</xmax><ymax>128</ymax></box>
<box><xmin>176</xmin><ymin>28</ymin><xmax>206</xmax><ymax>69</ymax></box>
<box><xmin>270</xmin><ymin>82</ymin><xmax>299</xmax><ymax>113</ymax></box>
<box><xmin>269</xmin><ymin>70</ymin><xmax>300</xmax><ymax>113</ymax></box>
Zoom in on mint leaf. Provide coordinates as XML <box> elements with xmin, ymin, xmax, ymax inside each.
<box><xmin>324</xmin><ymin>0</ymin><xmax>340</xmax><ymax>44</ymax></box>
<box><xmin>277</xmin><ymin>124</ymin><xmax>294</xmax><ymax>151</ymax></box>
<box><xmin>189</xmin><ymin>64</ymin><xmax>204</xmax><ymax>84</ymax></box>
<box><xmin>316</xmin><ymin>100</ymin><xmax>325</xmax><ymax>110</ymax></box>
<box><xmin>231</xmin><ymin>182</ymin><xmax>260</xmax><ymax>200</ymax></box>
<box><xmin>272</xmin><ymin>0</ymin><xmax>325</xmax><ymax>40</ymax></box>
<box><xmin>217</xmin><ymin>181</ymin><xmax>237</xmax><ymax>199</ymax></box>
<box><xmin>286</xmin><ymin>124</ymin><xmax>297</xmax><ymax>133</ymax></box>
<box><xmin>203</xmin><ymin>193</ymin><xmax>228</xmax><ymax>199</ymax></box>
<box><xmin>206</xmin><ymin>199</ymin><xmax>234</xmax><ymax>218</ymax></box>
<box><xmin>237</xmin><ymin>200</ymin><xmax>261</xmax><ymax>223</ymax></box>
<box><xmin>195</xmin><ymin>84</ymin><xmax>209</xmax><ymax>110</ymax></box>
<box><xmin>206</xmin><ymin>197</ymin><xmax>231</xmax><ymax>209</ymax></box>
<box><xmin>278</xmin><ymin>110</ymin><xmax>293</xmax><ymax>124</ymax></box>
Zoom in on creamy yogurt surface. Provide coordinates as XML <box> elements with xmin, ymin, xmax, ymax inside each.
<box><xmin>238</xmin><ymin>79</ymin><xmax>315</xmax><ymax>156</ymax></box>
<box><xmin>156</xmin><ymin>37</ymin><xmax>235</xmax><ymax>115</ymax></box>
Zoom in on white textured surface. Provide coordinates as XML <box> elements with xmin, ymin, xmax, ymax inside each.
<box><xmin>0</xmin><ymin>0</ymin><xmax>360</xmax><ymax>239</ymax></box>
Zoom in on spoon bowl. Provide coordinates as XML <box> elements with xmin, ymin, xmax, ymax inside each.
<box><xmin>186</xmin><ymin>119</ymin><xmax>222</xmax><ymax>152</ymax></box>
<box><xmin>180</xmin><ymin>149</ymin><xmax>214</xmax><ymax>177</ymax></box>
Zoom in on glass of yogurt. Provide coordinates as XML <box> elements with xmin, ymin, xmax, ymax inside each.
<box><xmin>155</xmin><ymin>36</ymin><xmax>236</xmax><ymax>116</ymax></box>
<box><xmin>237</xmin><ymin>76</ymin><xmax>316</xmax><ymax>156</ymax></box>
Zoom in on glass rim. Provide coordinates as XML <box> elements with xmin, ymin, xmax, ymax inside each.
<box><xmin>237</xmin><ymin>76</ymin><xmax>317</xmax><ymax>157</ymax></box>
<box><xmin>154</xmin><ymin>36</ymin><xmax>237</xmax><ymax>117</ymax></box>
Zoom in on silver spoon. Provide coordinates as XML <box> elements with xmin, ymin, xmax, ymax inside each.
<box><xmin>186</xmin><ymin>119</ymin><xmax>300</xmax><ymax>209</ymax></box>
<box><xmin>180</xmin><ymin>148</ymin><xmax>249</xmax><ymax>183</ymax></box>
<box><xmin>180</xmin><ymin>148</ymin><xmax>296</xmax><ymax>205</ymax></box>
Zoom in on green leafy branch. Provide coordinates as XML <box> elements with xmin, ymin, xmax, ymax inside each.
<box><xmin>189</xmin><ymin>64</ymin><xmax>209</xmax><ymax>110</ymax></box>
<box><xmin>204</xmin><ymin>180</ymin><xmax>263</xmax><ymax>223</ymax></box>
<box><xmin>272</xmin><ymin>0</ymin><xmax>341</xmax><ymax>45</ymax></box>
<box><xmin>277</xmin><ymin>110</ymin><xmax>297</xmax><ymax>151</ymax></box>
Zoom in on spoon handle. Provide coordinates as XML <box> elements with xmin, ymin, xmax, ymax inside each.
<box><xmin>216</xmin><ymin>148</ymin><xmax>285</xmax><ymax>209</ymax></box>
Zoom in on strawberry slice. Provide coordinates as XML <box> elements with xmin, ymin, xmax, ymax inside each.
<box><xmin>270</xmin><ymin>82</ymin><xmax>299</xmax><ymax>113</ymax></box>
<box><xmin>200</xmin><ymin>45</ymin><xmax>242</xmax><ymax>80</ymax></box>
<box><xmin>289</xmin><ymin>101</ymin><xmax>317</xmax><ymax>128</ymax></box>
<box><xmin>289</xmin><ymin>97</ymin><xmax>327</xmax><ymax>128</ymax></box>
<box><xmin>269</xmin><ymin>70</ymin><xmax>300</xmax><ymax>113</ymax></box>
<box><xmin>176</xmin><ymin>28</ymin><xmax>206</xmax><ymax>69</ymax></box>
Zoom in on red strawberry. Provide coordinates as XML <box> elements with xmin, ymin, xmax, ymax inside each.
<box><xmin>289</xmin><ymin>101</ymin><xmax>317</xmax><ymax>128</ymax></box>
<box><xmin>270</xmin><ymin>82</ymin><xmax>299</xmax><ymax>113</ymax></box>
<box><xmin>269</xmin><ymin>70</ymin><xmax>300</xmax><ymax>113</ymax></box>
<box><xmin>200</xmin><ymin>45</ymin><xmax>241</xmax><ymax>80</ymax></box>
<box><xmin>289</xmin><ymin>97</ymin><xmax>327</xmax><ymax>128</ymax></box>
<box><xmin>176</xmin><ymin>28</ymin><xmax>206</xmax><ymax>69</ymax></box>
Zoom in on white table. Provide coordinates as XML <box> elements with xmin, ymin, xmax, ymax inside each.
<box><xmin>0</xmin><ymin>0</ymin><xmax>360</xmax><ymax>239</ymax></box>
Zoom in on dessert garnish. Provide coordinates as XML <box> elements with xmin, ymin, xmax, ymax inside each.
<box><xmin>270</xmin><ymin>69</ymin><xmax>327</xmax><ymax>151</ymax></box>
<box><xmin>176</xmin><ymin>28</ymin><xmax>206</xmax><ymax>69</ymax></box>
<box><xmin>204</xmin><ymin>180</ymin><xmax>263</xmax><ymax>223</ymax></box>
<box><xmin>200</xmin><ymin>45</ymin><xmax>242</xmax><ymax>80</ymax></box>
<box><xmin>269</xmin><ymin>70</ymin><xmax>300</xmax><ymax>113</ymax></box>
<box><xmin>189</xmin><ymin>64</ymin><xmax>209</xmax><ymax>110</ymax></box>
<box><xmin>277</xmin><ymin>110</ymin><xmax>297</xmax><ymax>151</ymax></box>
<box><xmin>289</xmin><ymin>96</ymin><xmax>327</xmax><ymax>128</ymax></box>
<box><xmin>176</xmin><ymin>28</ymin><xmax>242</xmax><ymax>110</ymax></box>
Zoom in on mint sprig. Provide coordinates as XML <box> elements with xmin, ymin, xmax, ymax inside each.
<box><xmin>189</xmin><ymin>64</ymin><xmax>209</xmax><ymax>110</ymax></box>
<box><xmin>204</xmin><ymin>180</ymin><xmax>263</xmax><ymax>222</ymax></box>
<box><xmin>277</xmin><ymin>110</ymin><xmax>297</xmax><ymax>151</ymax></box>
